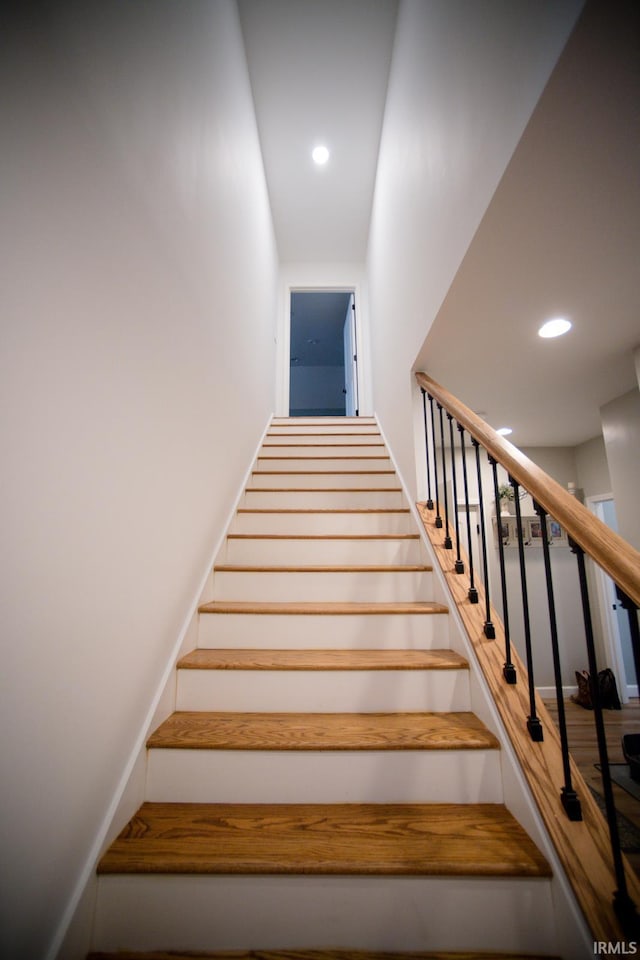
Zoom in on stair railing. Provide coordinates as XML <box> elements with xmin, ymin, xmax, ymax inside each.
<box><xmin>416</xmin><ymin>371</ymin><xmax>640</xmax><ymax>939</ymax></box>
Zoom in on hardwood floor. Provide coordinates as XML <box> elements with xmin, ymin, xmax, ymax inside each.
<box><xmin>543</xmin><ymin>695</ymin><xmax>640</xmax><ymax>876</ymax></box>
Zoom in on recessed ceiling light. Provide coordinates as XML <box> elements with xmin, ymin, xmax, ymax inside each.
<box><xmin>538</xmin><ymin>317</ymin><xmax>572</xmax><ymax>339</ymax></box>
<box><xmin>312</xmin><ymin>144</ymin><xmax>330</xmax><ymax>166</ymax></box>
<box><xmin>496</xmin><ymin>427</ymin><xmax>513</xmax><ymax>437</ymax></box>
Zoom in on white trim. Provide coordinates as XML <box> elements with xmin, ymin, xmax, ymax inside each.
<box><xmin>585</xmin><ymin>494</ymin><xmax>634</xmax><ymax>703</ymax></box>
<box><xmin>276</xmin><ymin>265</ymin><xmax>371</xmax><ymax>417</ymax></box>
<box><xmin>46</xmin><ymin>415</ymin><xmax>274</xmax><ymax>960</ymax></box>
<box><xmin>285</xmin><ymin>284</ymin><xmax>358</xmax><ymax>418</ymax></box>
<box><xmin>535</xmin><ymin>685</ymin><xmax>579</xmax><ymax>700</ymax></box>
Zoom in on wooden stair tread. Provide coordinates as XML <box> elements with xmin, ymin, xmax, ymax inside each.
<box><xmin>262</xmin><ymin>442</ymin><xmax>386</xmax><ymax>447</ymax></box>
<box><xmin>253</xmin><ymin>470</ymin><xmax>396</xmax><ymax>475</ymax></box>
<box><xmin>213</xmin><ymin>564</ymin><xmax>431</xmax><ymax>573</ymax></box>
<box><xmin>177</xmin><ymin>648</ymin><xmax>468</xmax><ymax>671</ymax></box>
<box><xmin>198</xmin><ymin>600</ymin><xmax>448</xmax><ymax>616</ymax></box>
<box><xmin>247</xmin><ymin>487</ymin><xmax>403</xmax><ymax>492</ymax></box>
<box><xmin>236</xmin><ymin>508</ymin><xmax>411</xmax><ymax>514</ymax></box>
<box><xmin>97</xmin><ymin>801</ymin><xmax>549</xmax><ymax>877</ymax></box>
<box><xmin>147</xmin><ymin>711</ymin><xmax>499</xmax><ymax>751</ymax></box>
<box><xmin>271</xmin><ymin>415</ymin><xmax>374</xmax><ymax>418</ymax></box>
<box><xmin>259</xmin><ymin>456</ymin><xmax>390</xmax><ymax>460</ymax></box>
<box><xmin>87</xmin><ymin>953</ymin><xmax>562</xmax><ymax>960</ymax></box>
<box><xmin>226</xmin><ymin>533</ymin><xmax>420</xmax><ymax>540</ymax></box>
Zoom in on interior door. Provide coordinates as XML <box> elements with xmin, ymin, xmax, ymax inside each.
<box><xmin>343</xmin><ymin>294</ymin><xmax>358</xmax><ymax>416</ymax></box>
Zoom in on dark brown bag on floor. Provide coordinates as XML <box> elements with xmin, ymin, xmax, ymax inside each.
<box><xmin>570</xmin><ymin>667</ymin><xmax>621</xmax><ymax>710</ymax></box>
<box><xmin>599</xmin><ymin>667</ymin><xmax>622</xmax><ymax>710</ymax></box>
<box><xmin>571</xmin><ymin>670</ymin><xmax>592</xmax><ymax>709</ymax></box>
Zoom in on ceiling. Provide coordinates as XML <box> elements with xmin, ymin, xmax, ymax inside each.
<box><xmin>238</xmin><ymin>0</ymin><xmax>398</xmax><ymax>263</ymax></box>
<box><xmin>418</xmin><ymin>0</ymin><xmax>640</xmax><ymax>447</ymax></box>
<box><xmin>239</xmin><ymin>0</ymin><xmax>639</xmax><ymax>448</ymax></box>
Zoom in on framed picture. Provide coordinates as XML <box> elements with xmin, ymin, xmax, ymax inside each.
<box><xmin>525</xmin><ymin>517</ymin><xmax>568</xmax><ymax>546</ymax></box>
<box><xmin>548</xmin><ymin>518</ymin><xmax>568</xmax><ymax>544</ymax></box>
<box><xmin>527</xmin><ymin>518</ymin><xmax>544</xmax><ymax>545</ymax></box>
<box><xmin>492</xmin><ymin>516</ymin><xmax>515</xmax><ymax>546</ymax></box>
<box><xmin>492</xmin><ymin>515</ymin><xmax>568</xmax><ymax>547</ymax></box>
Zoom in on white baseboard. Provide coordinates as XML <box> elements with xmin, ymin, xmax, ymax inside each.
<box><xmin>535</xmin><ymin>686</ymin><xmax>578</xmax><ymax>700</ymax></box>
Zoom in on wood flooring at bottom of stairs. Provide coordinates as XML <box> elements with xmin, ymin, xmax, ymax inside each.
<box><xmin>544</xmin><ymin>695</ymin><xmax>640</xmax><ymax>878</ymax></box>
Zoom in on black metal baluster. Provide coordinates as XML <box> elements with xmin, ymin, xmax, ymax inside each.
<box><xmin>458</xmin><ymin>425</ymin><xmax>478</xmax><ymax>604</ymax></box>
<box><xmin>428</xmin><ymin>395</ymin><xmax>442</xmax><ymax>529</ymax></box>
<box><xmin>472</xmin><ymin>438</ymin><xmax>495</xmax><ymax>639</ymax></box>
<box><xmin>572</xmin><ymin>542</ymin><xmax>638</xmax><ymax>934</ymax></box>
<box><xmin>437</xmin><ymin>404</ymin><xmax>452</xmax><ymax>550</ymax></box>
<box><xmin>534</xmin><ymin>501</ymin><xmax>582</xmax><ymax>821</ymax></box>
<box><xmin>511</xmin><ymin>477</ymin><xmax>542</xmax><ymax>740</ymax></box>
<box><xmin>447</xmin><ymin>413</ymin><xmax>464</xmax><ymax>573</ymax></box>
<box><xmin>420</xmin><ymin>388</ymin><xmax>434</xmax><ymax>511</ymax></box>
<box><xmin>490</xmin><ymin>457</ymin><xmax>516</xmax><ymax>684</ymax></box>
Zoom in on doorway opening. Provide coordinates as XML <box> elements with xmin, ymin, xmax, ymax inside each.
<box><xmin>588</xmin><ymin>494</ymin><xmax>637</xmax><ymax>702</ymax></box>
<box><xmin>289</xmin><ymin>290</ymin><xmax>358</xmax><ymax>417</ymax></box>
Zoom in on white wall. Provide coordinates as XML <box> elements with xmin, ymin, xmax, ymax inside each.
<box><xmin>519</xmin><ymin>448</ymin><xmax>578</xmax><ymax>495</ymax></box>
<box><xmin>575</xmin><ymin>434</ymin><xmax>612</xmax><ymax>500</ymax></box>
<box><xmin>0</xmin><ymin>3</ymin><xmax>278</xmax><ymax>958</ymax></box>
<box><xmin>600</xmin><ymin>388</ymin><xmax>640</xmax><ymax>552</ymax></box>
<box><xmin>366</xmin><ymin>0</ymin><xmax>583</xmax><ymax>499</ymax></box>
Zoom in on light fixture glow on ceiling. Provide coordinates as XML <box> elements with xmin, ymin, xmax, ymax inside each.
<box><xmin>538</xmin><ymin>317</ymin><xmax>572</xmax><ymax>339</ymax></box>
<box><xmin>496</xmin><ymin>427</ymin><xmax>513</xmax><ymax>437</ymax></box>
<box><xmin>312</xmin><ymin>145</ymin><xmax>330</xmax><ymax>166</ymax></box>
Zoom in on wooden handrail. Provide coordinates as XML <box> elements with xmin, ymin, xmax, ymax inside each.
<box><xmin>416</xmin><ymin>371</ymin><xmax>640</xmax><ymax>608</ymax></box>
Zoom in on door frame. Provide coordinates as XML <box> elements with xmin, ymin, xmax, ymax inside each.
<box><xmin>277</xmin><ymin>284</ymin><xmax>363</xmax><ymax>417</ymax></box>
<box><xmin>586</xmin><ymin>492</ymin><xmax>637</xmax><ymax>702</ymax></box>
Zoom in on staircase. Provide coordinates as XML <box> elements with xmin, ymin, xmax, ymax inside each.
<box><xmin>88</xmin><ymin>417</ymin><xmax>564</xmax><ymax>959</ymax></box>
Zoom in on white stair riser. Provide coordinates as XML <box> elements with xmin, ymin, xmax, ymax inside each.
<box><xmin>211</xmin><ymin>569</ymin><xmax>433</xmax><ymax>602</ymax></box>
<box><xmin>243</xmin><ymin>490</ymin><xmax>405</xmax><ymax>510</ymax></box>
<box><xmin>258</xmin><ymin>458</ymin><xmax>391</xmax><ymax>472</ymax></box>
<box><xmin>198</xmin><ymin>612</ymin><xmax>450</xmax><ymax>649</ymax></box>
<box><xmin>271</xmin><ymin>417</ymin><xmax>378</xmax><ymax>430</ymax></box>
<box><xmin>175</xmin><ymin>667</ymin><xmax>470</xmax><ymax>712</ymax></box>
<box><xmin>145</xmin><ymin>749</ymin><xmax>502</xmax><ymax>804</ymax></box>
<box><xmin>264</xmin><ymin>433</ymin><xmax>382</xmax><ymax>445</ymax></box>
<box><xmin>93</xmin><ymin>874</ymin><xmax>555</xmax><ymax>954</ymax></box>
<box><xmin>222</xmin><ymin>537</ymin><xmax>424</xmax><ymax>565</ymax></box>
<box><xmin>261</xmin><ymin>444</ymin><xmax>386</xmax><ymax>456</ymax></box>
<box><xmin>249</xmin><ymin>471</ymin><xmax>397</xmax><ymax>489</ymax></box>
<box><xmin>230</xmin><ymin>512</ymin><xmax>415</xmax><ymax>535</ymax></box>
